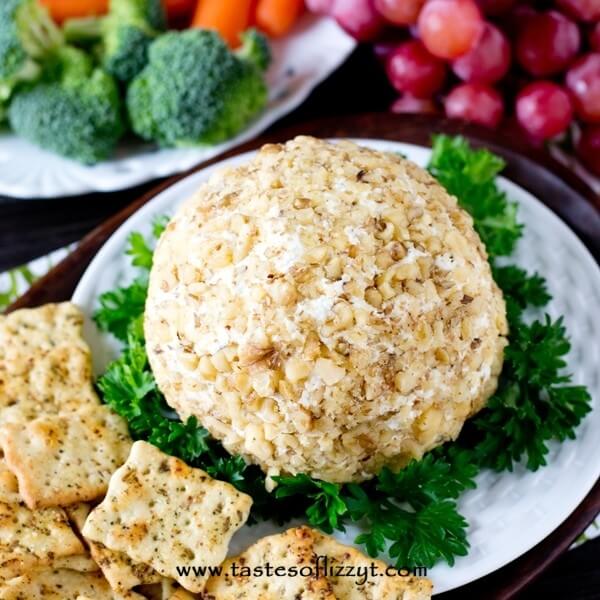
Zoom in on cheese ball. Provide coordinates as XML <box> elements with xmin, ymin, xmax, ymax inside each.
<box><xmin>145</xmin><ymin>137</ymin><xmax>508</xmax><ymax>483</ymax></box>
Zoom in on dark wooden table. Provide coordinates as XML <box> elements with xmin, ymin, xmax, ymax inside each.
<box><xmin>1</xmin><ymin>45</ymin><xmax>598</xmax><ymax>599</ymax></box>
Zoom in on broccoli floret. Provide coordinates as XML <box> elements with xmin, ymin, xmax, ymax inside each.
<box><xmin>127</xmin><ymin>29</ymin><xmax>270</xmax><ymax>148</ymax></box>
<box><xmin>64</xmin><ymin>0</ymin><xmax>165</xmax><ymax>82</ymax></box>
<box><xmin>113</xmin><ymin>0</ymin><xmax>165</xmax><ymax>30</ymax></box>
<box><xmin>0</xmin><ymin>0</ymin><xmax>63</xmax><ymax>100</ymax></box>
<box><xmin>103</xmin><ymin>24</ymin><xmax>154</xmax><ymax>82</ymax></box>
<box><xmin>8</xmin><ymin>46</ymin><xmax>125</xmax><ymax>164</ymax></box>
<box><xmin>103</xmin><ymin>0</ymin><xmax>166</xmax><ymax>81</ymax></box>
<box><xmin>238</xmin><ymin>28</ymin><xmax>272</xmax><ymax>72</ymax></box>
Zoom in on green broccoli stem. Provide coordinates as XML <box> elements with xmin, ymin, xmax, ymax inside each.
<box><xmin>63</xmin><ymin>17</ymin><xmax>104</xmax><ymax>44</ymax></box>
<box><xmin>17</xmin><ymin>1</ymin><xmax>64</xmax><ymax>58</ymax></box>
<box><xmin>0</xmin><ymin>59</ymin><xmax>39</xmax><ymax>100</ymax></box>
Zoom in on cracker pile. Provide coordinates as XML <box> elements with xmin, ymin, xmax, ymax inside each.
<box><xmin>1</xmin><ymin>303</ymin><xmax>432</xmax><ymax>599</ymax></box>
<box><xmin>0</xmin><ymin>305</ymin><xmax>255</xmax><ymax>599</ymax></box>
<box><xmin>0</xmin><ymin>304</ymin><xmax>136</xmax><ymax>598</ymax></box>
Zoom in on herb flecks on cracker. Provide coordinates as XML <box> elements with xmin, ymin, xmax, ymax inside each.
<box><xmin>82</xmin><ymin>441</ymin><xmax>252</xmax><ymax>593</ymax></box>
<box><xmin>0</xmin><ymin>405</ymin><xmax>131</xmax><ymax>509</ymax></box>
<box><xmin>205</xmin><ymin>526</ymin><xmax>433</xmax><ymax>600</ymax></box>
<box><xmin>0</xmin><ymin>303</ymin><xmax>100</xmax><ymax>423</ymax></box>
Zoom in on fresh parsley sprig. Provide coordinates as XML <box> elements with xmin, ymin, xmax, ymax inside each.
<box><xmin>94</xmin><ymin>214</ymin><xmax>170</xmax><ymax>341</ymax></box>
<box><xmin>344</xmin><ymin>453</ymin><xmax>475</xmax><ymax>569</ymax></box>
<box><xmin>97</xmin><ymin>320</ymin><xmax>212</xmax><ymax>464</ymax></box>
<box><xmin>273</xmin><ymin>474</ymin><xmax>348</xmax><ymax>534</ymax></box>
<box><xmin>471</xmin><ymin>316</ymin><xmax>591</xmax><ymax>471</ymax></box>
<box><xmin>93</xmin><ymin>279</ymin><xmax>148</xmax><ymax>342</ymax></box>
<box><xmin>346</xmin><ymin>490</ymin><xmax>470</xmax><ymax>569</ymax></box>
<box><xmin>95</xmin><ymin>218</ymin><xmax>230</xmax><ymax>467</ymax></box>
<box><xmin>273</xmin><ymin>449</ymin><xmax>478</xmax><ymax>569</ymax></box>
<box><xmin>491</xmin><ymin>265</ymin><xmax>551</xmax><ymax>326</ymax></box>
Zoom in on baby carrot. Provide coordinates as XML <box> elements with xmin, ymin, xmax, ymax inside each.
<box><xmin>255</xmin><ymin>0</ymin><xmax>304</xmax><ymax>38</ymax></box>
<box><xmin>39</xmin><ymin>0</ymin><xmax>109</xmax><ymax>23</ymax></box>
<box><xmin>192</xmin><ymin>0</ymin><xmax>254</xmax><ymax>47</ymax></box>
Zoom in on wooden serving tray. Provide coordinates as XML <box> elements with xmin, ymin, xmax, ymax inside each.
<box><xmin>8</xmin><ymin>113</ymin><xmax>600</xmax><ymax>599</ymax></box>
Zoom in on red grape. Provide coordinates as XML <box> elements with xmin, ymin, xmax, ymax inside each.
<box><xmin>305</xmin><ymin>0</ymin><xmax>335</xmax><ymax>14</ymax></box>
<box><xmin>390</xmin><ymin>95</ymin><xmax>439</xmax><ymax>114</ymax></box>
<box><xmin>331</xmin><ymin>0</ymin><xmax>384</xmax><ymax>41</ymax></box>
<box><xmin>576</xmin><ymin>126</ymin><xmax>600</xmax><ymax>176</ymax></box>
<box><xmin>386</xmin><ymin>40</ymin><xmax>447</xmax><ymax>98</ymax></box>
<box><xmin>445</xmin><ymin>83</ymin><xmax>504</xmax><ymax>128</ymax></box>
<box><xmin>566</xmin><ymin>54</ymin><xmax>600</xmax><ymax>123</ymax></box>
<box><xmin>516</xmin><ymin>11</ymin><xmax>581</xmax><ymax>77</ymax></box>
<box><xmin>516</xmin><ymin>81</ymin><xmax>573</xmax><ymax>140</ymax></box>
<box><xmin>477</xmin><ymin>0</ymin><xmax>517</xmax><ymax>16</ymax></box>
<box><xmin>374</xmin><ymin>0</ymin><xmax>425</xmax><ymax>25</ymax></box>
<box><xmin>591</xmin><ymin>22</ymin><xmax>600</xmax><ymax>53</ymax></box>
<box><xmin>418</xmin><ymin>0</ymin><xmax>484</xmax><ymax>60</ymax></box>
<box><xmin>453</xmin><ymin>23</ymin><xmax>510</xmax><ymax>84</ymax></box>
<box><xmin>555</xmin><ymin>0</ymin><xmax>600</xmax><ymax>23</ymax></box>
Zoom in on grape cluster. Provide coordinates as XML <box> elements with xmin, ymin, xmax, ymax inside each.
<box><xmin>306</xmin><ymin>0</ymin><xmax>600</xmax><ymax>176</ymax></box>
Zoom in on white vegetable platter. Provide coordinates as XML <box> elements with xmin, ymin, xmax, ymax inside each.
<box><xmin>0</xmin><ymin>14</ymin><xmax>355</xmax><ymax>199</ymax></box>
<box><xmin>72</xmin><ymin>139</ymin><xmax>600</xmax><ymax>595</ymax></box>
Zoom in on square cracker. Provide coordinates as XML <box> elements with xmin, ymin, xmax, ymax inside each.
<box><xmin>0</xmin><ymin>568</ymin><xmax>142</xmax><ymax>599</ymax></box>
<box><xmin>0</xmin><ymin>456</ymin><xmax>94</xmax><ymax>578</ymax></box>
<box><xmin>312</xmin><ymin>530</ymin><xmax>433</xmax><ymax>600</ymax></box>
<box><xmin>82</xmin><ymin>441</ymin><xmax>253</xmax><ymax>593</ymax></box>
<box><xmin>203</xmin><ymin>527</ymin><xmax>337</xmax><ymax>600</ymax></box>
<box><xmin>0</xmin><ymin>303</ymin><xmax>99</xmax><ymax>423</ymax></box>
<box><xmin>0</xmin><ymin>405</ymin><xmax>132</xmax><ymax>509</ymax></box>
<box><xmin>204</xmin><ymin>527</ymin><xmax>433</xmax><ymax>600</ymax></box>
<box><xmin>64</xmin><ymin>504</ymin><xmax>161</xmax><ymax>590</ymax></box>
<box><xmin>89</xmin><ymin>541</ymin><xmax>163</xmax><ymax>591</ymax></box>
<box><xmin>68</xmin><ymin>495</ymin><xmax>157</xmax><ymax>591</ymax></box>
<box><xmin>0</xmin><ymin>496</ymin><xmax>87</xmax><ymax>579</ymax></box>
<box><xmin>0</xmin><ymin>501</ymin><xmax>85</xmax><ymax>578</ymax></box>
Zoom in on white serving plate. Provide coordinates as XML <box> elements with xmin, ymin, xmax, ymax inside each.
<box><xmin>72</xmin><ymin>139</ymin><xmax>600</xmax><ymax>595</ymax></box>
<box><xmin>0</xmin><ymin>14</ymin><xmax>355</xmax><ymax>199</ymax></box>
